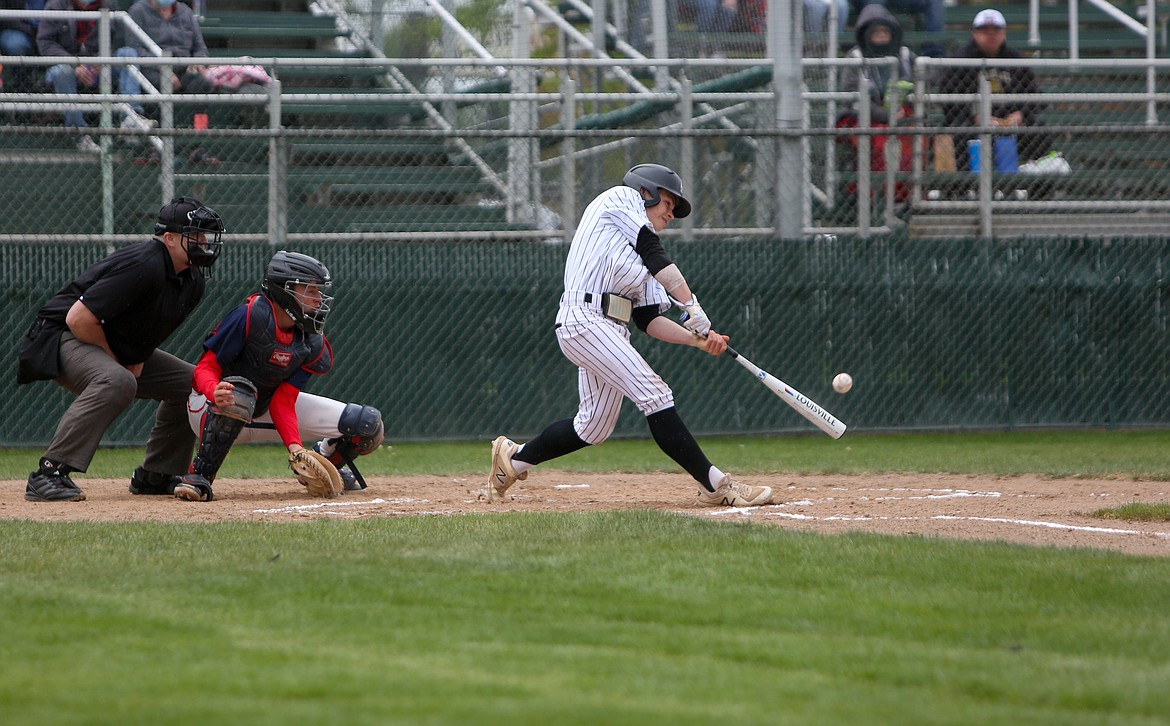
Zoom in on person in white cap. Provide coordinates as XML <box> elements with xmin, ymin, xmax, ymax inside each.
<box><xmin>936</xmin><ymin>8</ymin><xmax>1050</xmax><ymax>170</ymax></box>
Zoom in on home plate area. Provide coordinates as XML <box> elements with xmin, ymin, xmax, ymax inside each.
<box><xmin>2</xmin><ymin>472</ymin><xmax>1167</xmax><ymax>557</ymax></box>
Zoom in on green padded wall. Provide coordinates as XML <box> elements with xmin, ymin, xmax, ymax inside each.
<box><xmin>3</xmin><ymin>236</ymin><xmax>1168</xmax><ymax>447</ymax></box>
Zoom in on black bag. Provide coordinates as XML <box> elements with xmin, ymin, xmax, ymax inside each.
<box><xmin>16</xmin><ymin>318</ymin><xmax>64</xmax><ymax>385</ymax></box>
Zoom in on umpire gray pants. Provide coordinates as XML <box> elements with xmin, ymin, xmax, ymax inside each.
<box><xmin>44</xmin><ymin>332</ymin><xmax>196</xmax><ymax>475</ymax></box>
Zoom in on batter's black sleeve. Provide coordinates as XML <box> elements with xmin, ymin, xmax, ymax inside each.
<box><xmin>634</xmin><ymin>226</ymin><xmax>673</xmax><ymax>275</ymax></box>
<box><xmin>632</xmin><ymin>304</ymin><xmax>663</xmax><ymax>333</ymax></box>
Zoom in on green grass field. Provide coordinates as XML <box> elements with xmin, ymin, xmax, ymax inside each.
<box><xmin>2</xmin><ymin>430</ymin><xmax>1169</xmax><ymax>724</ymax></box>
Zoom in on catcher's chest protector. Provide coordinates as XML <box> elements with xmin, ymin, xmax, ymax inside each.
<box><xmin>223</xmin><ymin>295</ymin><xmax>332</xmax><ymax>412</ymax></box>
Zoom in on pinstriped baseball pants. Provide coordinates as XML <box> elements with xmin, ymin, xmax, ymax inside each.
<box><xmin>556</xmin><ymin>319</ymin><xmax>674</xmax><ymax>445</ymax></box>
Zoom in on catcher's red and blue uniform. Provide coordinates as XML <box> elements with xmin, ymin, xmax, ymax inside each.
<box><xmin>187</xmin><ymin>293</ymin><xmax>346</xmax><ymax>448</ymax></box>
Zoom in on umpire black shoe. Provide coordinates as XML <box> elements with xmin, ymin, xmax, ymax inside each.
<box><xmin>129</xmin><ymin>466</ymin><xmax>180</xmax><ymax>496</ymax></box>
<box><xmin>25</xmin><ymin>471</ymin><xmax>86</xmax><ymax>502</ymax></box>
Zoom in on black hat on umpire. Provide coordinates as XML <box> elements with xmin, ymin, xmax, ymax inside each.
<box><xmin>155</xmin><ymin>196</ymin><xmax>226</xmax><ymax>271</ymax></box>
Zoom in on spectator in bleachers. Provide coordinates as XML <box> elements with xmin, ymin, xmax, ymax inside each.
<box><xmin>836</xmin><ymin>4</ymin><xmax>919</xmax><ymax>203</ymax></box>
<box><xmin>841</xmin><ymin>4</ymin><xmax>914</xmax><ymax>121</ymax></box>
<box><xmin>1</xmin><ymin>1</ymin><xmax>45</xmax><ymax>91</ymax></box>
<box><xmin>676</xmin><ymin>0</ymin><xmax>737</xmax><ymax>58</ymax></box>
<box><xmin>36</xmin><ymin>0</ymin><xmax>149</xmax><ymax>152</ymax></box>
<box><xmin>805</xmin><ymin>0</ymin><xmax>850</xmax><ymax>35</ymax></box>
<box><xmin>127</xmin><ymin>0</ymin><xmax>218</xmax><ymax>164</ymax></box>
<box><xmin>1</xmin><ymin>1</ymin><xmax>42</xmax><ymax>55</ymax></box>
<box><xmin>936</xmin><ymin>8</ymin><xmax>1048</xmax><ymax>170</ymax></box>
<box><xmin>858</xmin><ymin>0</ymin><xmax>946</xmax><ymax>56</ymax></box>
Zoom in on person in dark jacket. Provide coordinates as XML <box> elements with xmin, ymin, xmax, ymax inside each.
<box><xmin>36</xmin><ymin>0</ymin><xmax>150</xmax><ymax>150</ymax></box>
<box><xmin>1</xmin><ymin>1</ymin><xmax>44</xmax><ymax>91</ymax></box>
<box><xmin>936</xmin><ymin>8</ymin><xmax>1049</xmax><ymax>168</ymax></box>
<box><xmin>841</xmin><ymin>4</ymin><xmax>915</xmax><ymax>125</ymax></box>
<box><xmin>127</xmin><ymin>0</ymin><xmax>220</xmax><ymax>164</ymax></box>
<box><xmin>836</xmin><ymin>5</ymin><xmax>919</xmax><ymax>203</ymax></box>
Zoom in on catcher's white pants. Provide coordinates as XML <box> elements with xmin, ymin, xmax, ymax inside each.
<box><xmin>186</xmin><ymin>390</ymin><xmax>348</xmax><ymax>444</ymax></box>
<box><xmin>555</xmin><ymin>313</ymin><xmax>674</xmax><ymax>445</ymax></box>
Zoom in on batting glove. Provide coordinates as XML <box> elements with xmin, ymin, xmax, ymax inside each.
<box><xmin>679</xmin><ymin>296</ymin><xmax>712</xmax><ymax>336</ymax></box>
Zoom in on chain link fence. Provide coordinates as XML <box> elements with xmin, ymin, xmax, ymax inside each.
<box><xmin>6</xmin><ymin>59</ymin><xmax>1170</xmax><ymax>241</ymax></box>
<box><xmin>2</xmin><ymin>2</ymin><xmax>1170</xmax><ymax>446</ymax></box>
<box><xmin>3</xmin><ymin>237</ymin><xmax>1169</xmax><ymax>446</ymax></box>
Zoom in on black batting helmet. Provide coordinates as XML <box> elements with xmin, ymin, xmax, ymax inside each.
<box><xmin>622</xmin><ymin>163</ymin><xmax>692</xmax><ymax>218</ymax></box>
<box><xmin>261</xmin><ymin>251</ymin><xmax>334</xmax><ymax>335</ymax></box>
<box><xmin>155</xmin><ymin>196</ymin><xmax>225</xmax><ymax>270</ymax></box>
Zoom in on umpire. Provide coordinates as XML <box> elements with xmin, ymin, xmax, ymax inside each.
<box><xmin>16</xmin><ymin>196</ymin><xmax>226</xmax><ymax>502</ymax></box>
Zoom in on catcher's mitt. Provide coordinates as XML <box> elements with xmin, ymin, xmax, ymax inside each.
<box><xmin>216</xmin><ymin>375</ymin><xmax>258</xmax><ymax>422</ymax></box>
<box><xmin>289</xmin><ymin>448</ymin><xmax>343</xmax><ymax>498</ymax></box>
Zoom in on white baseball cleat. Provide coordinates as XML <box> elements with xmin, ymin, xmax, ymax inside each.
<box><xmin>486</xmin><ymin>435</ymin><xmax>528</xmax><ymax>501</ymax></box>
<box><xmin>696</xmin><ymin>475</ymin><xmax>773</xmax><ymax>507</ymax></box>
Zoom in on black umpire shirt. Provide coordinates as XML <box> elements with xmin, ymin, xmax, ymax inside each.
<box><xmin>34</xmin><ymin>238</ymin><xmax>206</xmax><ymax>365</ymax></box>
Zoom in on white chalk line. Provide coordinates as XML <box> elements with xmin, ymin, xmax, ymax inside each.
<box><xmin>253</xmin><ymin>497</ymin><xmax>423</xmax><ymax>515</ymax></box>
<box><xmin>251</xmin><ymin>486</ymin><xmax>1170</xmax><ymax>542</ymax></box>
<box><xmin>760</xmin><ymin>511</ymin><xmax>1170</xmax><ymax>539</ymax></box>
<box><xmin>933</xmin><ymin>515</ymin><xmax>1170</xmax><ymax>539</ymax></box>
<box><xmin>695</xmin><ymin>486</ymin><xmax>1170</xmax><ymax>541</ymax></box>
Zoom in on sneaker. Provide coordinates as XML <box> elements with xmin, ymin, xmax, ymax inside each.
<box><xmin>119</xmin><ymin>111</ymin><xmax>157</xmax><ymax>145</ymax></box>
<box><xmin>174</xmin><ymin>474</ymin><xmax>213</xmax><ymax>502</ymax></box>
<box><xmin>696</xmin><ymin>475</ymin><xmax>773</xmax><ymax>507</ymax></box>
<box><xmin>76</xmin><ymin>134</ymin><xmax>100</xmax><ymax>153</ymax></box>
<box><xmin>336</xmin><ymin>466</ymin><xmax>362</xmax><ymax>491</ymax></box>
<box><xmin>129</xmin><ymin>466</ymin><xmax>180</xmax><ymax>495</ymax></box>
<box><xmin>25</xmin><ymin>470</ymin><xmax>86</xmax><ymax>502</ymax></box>
<box><xmin>120</xmin><ymin>109</ymin><xmax>156</xmax><ymax>132</ymax></box>
<box><xmin>311</xmin><ymin>441</ymin><xmax>363</xmax><ymax>491</ymax></box>
<box><xmin>486</xmin><ymin>435</ymin><xmax>528</xmax><ymax>501</ymax></box>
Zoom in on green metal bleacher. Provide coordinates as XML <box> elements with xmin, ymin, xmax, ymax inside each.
<box><xmin>184</xmin><ymin>0</ymin><xmax>522</xmax><ymax>239</ymax></box>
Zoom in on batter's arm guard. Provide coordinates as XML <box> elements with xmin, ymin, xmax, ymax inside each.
<box><xmin>631</xmin><ymin>305</ymin><xmax>663</xmax><ymax>333</ymax></box>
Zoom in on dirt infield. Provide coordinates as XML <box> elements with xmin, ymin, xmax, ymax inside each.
<box><xmin>3</xmin><ymin>472</ymin><xmax>1168</xmax><ymax>557</ymax></box>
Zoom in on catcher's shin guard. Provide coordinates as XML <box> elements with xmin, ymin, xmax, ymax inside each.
<box><xmin>192</xmin><ymin>408</ymin><xmax>247</xmax><ymax>482</ymax></box>
<box><xmin>336</xmin><ymin>403</ymin><xmax>385</xmax><ymax>456</ymax></box>
<box><xmin>317</xmin><ymin>404</ymin><xmax>384</xmax><ymax>490</ymax></box>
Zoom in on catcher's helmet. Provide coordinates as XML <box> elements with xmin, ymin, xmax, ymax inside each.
<box><xmin>622</xmin><ymin>163</ymin><xmax>692</xmax><ymax>218</ymax></box>
<box><xmin>261</xmin><ymin>251</ymin><xmax>334</xmax><ymax>335</ymax></box>
<box><xmin>155</xmin><ymin>196</ymin><xmax>225</xmax><ymax>270</ymax></box>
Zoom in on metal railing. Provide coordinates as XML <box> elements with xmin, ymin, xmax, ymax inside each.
<box><xmin>3</xmin><ymin>7</ymin><xmax>1170</xmax><ymax>243</ymax></box>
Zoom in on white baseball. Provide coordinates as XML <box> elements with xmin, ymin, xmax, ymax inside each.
<box><xmin>832</xmin><ymin>372</ymin><xmax>853</xmax><ymax>394</ymax></box>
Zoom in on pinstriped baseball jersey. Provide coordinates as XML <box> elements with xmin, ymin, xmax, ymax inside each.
<box><xmin>553</xmin><ymin>185</ymin><xmax>675</xmax><ymax>443</ymax></box>
<box><xmin>556</xmin><ymin>186</ymin><xmax>672</xmax><ymax>328</ymax></box>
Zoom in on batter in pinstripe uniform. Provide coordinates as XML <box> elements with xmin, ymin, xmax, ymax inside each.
<box><xmin>487</xmin><ymin>164</ymin><xmax>773</xmax><ymax>508</ymax></box>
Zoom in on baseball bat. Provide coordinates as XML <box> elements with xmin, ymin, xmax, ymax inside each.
<box><xmin>724</xmin><ymin>345</ymin><xmax>847</xmax><ymax>439</ymax></box>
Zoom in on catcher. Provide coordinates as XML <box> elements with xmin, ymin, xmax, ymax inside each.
<box><xmin>160</xmin><ymin>251</ymin><xmax>383</xmax><ymax>501</ymax></box>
